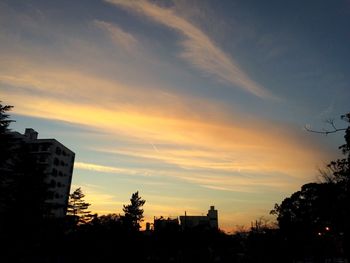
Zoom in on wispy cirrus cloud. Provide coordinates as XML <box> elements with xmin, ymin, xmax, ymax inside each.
<box><xmin>75</xmin><ymin>161</ymin><xmax>139</xmax><ymax>175</ymax></box>
<box><xmin>2</xmin><ymin>59</ymin><xmax>328</xmax><ymax>185</ymax></box>
<box><xmin>105</xmin><ymin>0</ymin><xmax>273</xmax><ymax>99</ymax></box>
<box><xmin>74</xmin><ymin>159</ymin><xmax>298</xmax><ymax>194</ymax></box>
<box><xmin>94</xmin><ymin>20</ymin><xmax>138</xmax><ymax>52</ymax></box>
<box><xmin>1</xmin><ymin>57</ymin><xmax>329</xmax><ymax>194</ymax></box>
<box><xmin>1</xmin><ymin>54</ymin><xmax>329</xmax><ymax>232</ymax></box>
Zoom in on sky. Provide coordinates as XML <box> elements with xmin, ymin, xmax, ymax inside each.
<box><xmin>1</xmin><ymin>0</ymin><xmax>349</xmax><ymax>232</ymax></box>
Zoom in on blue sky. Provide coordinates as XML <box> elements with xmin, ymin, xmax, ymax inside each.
<box><xmin>1</xmin><ymin>0</ymin><xmax>349</xmax><ymax>231</ymax></box>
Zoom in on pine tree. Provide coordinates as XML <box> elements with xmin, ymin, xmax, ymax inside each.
<box><xmin>67</xmin><ymin>188</ymin><xmax>92</xmax><ymax>225</ymax></box>
<box><xmin>0</xmin><ymin>102</ymin><xmax>14</xmax><ymax>168</ymax></box>
<box><xmin>122</xmin><ymin>191</ymin><xmax>145</xmax><ymax>230</ymax></box>
<box><xmin>0</xmin><ymin>102</ymin><xmax>14</xmax><ymax>217</ymax></box>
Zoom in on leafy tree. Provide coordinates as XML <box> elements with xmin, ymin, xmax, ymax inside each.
<box><xmin>271</xmin><ymin>182</ymin><xmax>340</xmax><ymax>235</ymax></box>
<box><xmin>316</xmin><ymin>113</ymin><xmax>350</xmax><ymax>184</ymax></box>
<box><xmin>67</xmin><ymin>187</ymin><xmax>92</xmax><ymax>225</ymax></box>
<box><xmin>122</xmin><ymin>191</ymin><xmax>145</xmax><ymax>230</ymax></box>
<box><xmin>94</xmin><ymin>213</ymin><xmax>121</xmax><ymax>225</ymax></box>
<box><xmin>89</xmin><ymin>213</ymin><xmax>123</xmax><ymax>233</ymax></box>
<box><xmin>271</xmin><ymin>113</ymin><xmax>350</xmax><ymax>260</ymax></box>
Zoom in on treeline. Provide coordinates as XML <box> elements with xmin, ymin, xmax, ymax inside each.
<box><xmin>269</xmin><ymin>114</ymin><xmax>350</xmax><ymax>262</ymax></box>
<box><xmin>1</xmin><ymin>102</ymin><xmax>349</xmax><ymax>262</ymax></box>
<box><xmin>66</xmin><ymin>187</ymin><xmax>146</xmax><ymax>232</ymax></box>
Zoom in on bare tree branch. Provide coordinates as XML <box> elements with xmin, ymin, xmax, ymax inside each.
<box><xmin>304</xmin><ymin>125</ymin><xmax>347</xmax><ymax>135</ymax></box>
<box><xmin>304</xmin><ymin>118</ymin><xmax>347</xmax><ymax>135</ymax></box>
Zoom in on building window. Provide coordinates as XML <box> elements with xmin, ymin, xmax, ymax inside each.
<box><xmin>41</xmin><ymin>143</ymin><xmax>50</xmax><ymax>152</ymax></box>
<box><xmin>52</xmin><ymin>168</ymin><xmax>58</xmax><ymax>177</ymax></box>
<box><xmin>58</xmin><ymin>171</ymin><xmax>63</xmax><ymax>177</ymax></box>
<box><xmin>39</xmin><ymin>155</ymin><xmax>47</xmax><ymax>163</ymax></box>
<box><xmin>55</xmin><ymin>147</ymin><xmax>61</xmax><ymax>155</ymax></box>
<box><xmin>50</xmin><ymin>180</ymin><xmax>56</xmax><ymax>187</ymax></box>
<box><xmin>47</xmin><ymin>192</ymin><xmax>54</xmax><ymax>200</ymax></box>
<box><xmin>60</xmin><ymin>160</ymin><xmax>65</xmax><ymax>166</ymax></box>
<box><xmin>54</xmin><ymin>158</ymin><xmax>59</xmax><ymax>166</ymax></box>
<box><xmin>32</xmin><ymin>144</ymin><xmax>39</xmax><ymax>152</ymax></box>
<box><xmin>62</xmin><ymin>151</ymin><xmax>66</xmax><ymax>156</ymax></box>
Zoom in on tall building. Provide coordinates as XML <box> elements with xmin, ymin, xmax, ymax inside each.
<box><xmin>179</xmin><ymin>206</ymin><xmax>218</xmax><ymax>230</ymax></box>
<box><xmin>9</xmin><ymin>128</ymin><xmax>75</xmax><ymax>218</ymax></box>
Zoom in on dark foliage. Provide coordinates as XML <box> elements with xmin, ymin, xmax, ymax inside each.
<box><xmin>2</xmin><ymin>102</ymin><xmax>349</xmax><ymax>262</ymax></box>
<box><xmin>67</xmin><ymin>187</ymin><xmax>92</xmax><ymax>225</ymax></box>
<box><xmin>0</xmin><ymin>102</ymin><xmax>14</xmax><ymax>170</ymax></box>
<box><xmin>0</xmin><ymin>103</ymin><xmax>60</xmax><ymax>262</ymax></box>
<box><xmin>122</xmin><ymin>191</ymin><xmax>145</xmax><ymax>231</ymax></box>
<box><xmin>271</xmin><ymin>113</ymin><xmax>350</xmax><ymax>261</ymax></box>
<box><xmin>0</xmin><ymin>104</ymin><xmax>53</xmax><ymax>228</ymax></box>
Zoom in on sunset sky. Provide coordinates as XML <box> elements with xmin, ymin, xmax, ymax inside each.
<box><xmin>1</xmin><ymin>0</ymin><xmax>349</xmax><ymax>232</ymax></box>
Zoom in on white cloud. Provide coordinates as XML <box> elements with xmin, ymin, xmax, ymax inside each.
<box><xmin>75</xmin><ymin>161</ymin><xmax>150</xmax><ymax>176</ymax></box>
<box><xmin>105</xmin><ymin>0</ymin><xmax>273</xmax><ymax>99</ymax></box>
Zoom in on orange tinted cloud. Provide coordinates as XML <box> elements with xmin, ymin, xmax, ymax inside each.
<box><xmin>2</xmin><ymin>60</ymin><xmax>327</xmax><ymax>184</ymax></box>
<box><xmin>71</xmin><ymin>183</ymin><xmax>124</xmax><ymax>215</ymax></box>
<box><xmin>1</xmin><ymin>53</ymin><xmax>331</xmax><ymax>231</ymax></box>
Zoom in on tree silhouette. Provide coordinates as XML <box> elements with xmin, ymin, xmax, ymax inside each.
<box><xmin>0</xmin><ymin>102</ymin><xmax>14</xmax><ymax>168</ymax></box>
<box><xmin>271</xmin><ymin>112</ymin><xmax>350</xmax><ymax>261</ymax></box>
<box><xmin>89</xmin><ymin>213</ymin><xmax>123</xmax><ymax>233</ymax></box>
<box><xmin>67</xmin><ymin>187</ymin><xmax>92</xmax><ymax>225</ymax></box>
<box><xmin>0</xmin><ymin>102</ymin><xmax>14</xmax><ymax>132</ymax></box>
<box><xmin>0</xmin><ymin>102</ymin><xmax>14</xmax><ymax>219</ymax></box>
<box><xmin>0</xmin><ymin>103</ymin><xmax>52</xmax><ymax>229</ymax></box>
<box><xmin>122</xmin><ymin>191</ymin><xmax>145</xmax><ymax>231</ymax></box>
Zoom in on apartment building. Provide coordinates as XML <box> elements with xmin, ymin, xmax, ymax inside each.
<box><xmin>9</xmin><ymin>128</ymin><xmax>75</xmax><ymax>218</ymax></box>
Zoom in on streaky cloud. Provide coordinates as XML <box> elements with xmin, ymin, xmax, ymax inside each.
<box><xmin>75</xmin><ymin>161</ymin><xmax>138</xmax><ymax>175</ymax></box>
<box><xmin>105</xmin><ymin>0</ymin><xmax>274</xmax><ymax>99</ymax></box>
<box><xmin>200</xmin><ymin>184</ymin><xmax>237</xmax><ymax>192</ymax></box>
<box><xmin>94</xmin><ymin>20</ymin><xmax>138</xmax><ymax>52</ymax></box>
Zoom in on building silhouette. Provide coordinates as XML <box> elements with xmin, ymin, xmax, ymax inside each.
<box><xmin>9</xmin><ymin>128</ymin><xmax>75</xmax><ymax>218</ymax></box>
<box><xmin>179</xmin><ymin>206</ymin><xmax>218</xmax><ymax>230</ymax></box>
<box><xmin>153</xmin><ymin>216</ymin><xmax>179</xmax><ymax>232</ymax></box>
<box><xmin>149</xmin><ymin>206</ymin><xmax>219</xmax><ymax>232</ymax></box>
